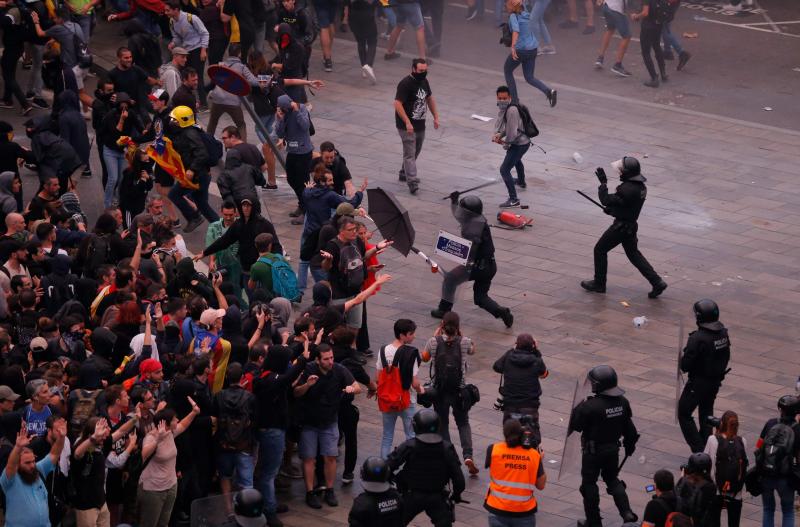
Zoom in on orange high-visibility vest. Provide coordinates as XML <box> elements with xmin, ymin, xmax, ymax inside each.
<box><xmin>484</xmin><ymin>442</ymin><xmax>540</xmax><ymax>514</ymax></box>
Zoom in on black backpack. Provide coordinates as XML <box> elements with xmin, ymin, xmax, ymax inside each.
<box><xmin>197</xmin><ymin>128</ymin><xmax>224</xmax><ymax>167</ymax></box>
<box><xmin>217</xmin><ymin>391</ymin><xmax>253</xmax><ymax>451</ymax></box>
<box><xmin>433</xmin><ymin>336</ymin><xmax>463</xmax><ymax>393</ymax></box>
<box><xmin>651</xmin><ymin>0</ymin><xmax>672</xmax><ymax>24</ymax></box>
<box><xmin>714</xmin><ymin>435</ymin><xmax>748</xmax><ymax>494</ymax></box>
<box><xmin>40</xmin><ymin>273</ymin><xmax>78</xmax><ymax>317</ymax></box>
<box><xmin>82</xmin><ymin>234</ymin><xmax>112</xmax><ymax>278</ymax></box>
<box><xmin>675</xmin><ymin>477</ymin><xmax>708</xmax><ymax>525</ymax></box>
<box><xmin>757</xmin><ymin>422</ymin><xmax>795</xmax><ymax>477</ymax></box>
<box><xmin>499</xmin><ymin>22</ymin><xmax>512</xmax><ymax>47</ymax></box>
<box><xmin>69</xmin><ymin>24</ymin><xmax>92</xmax><ymax>69</ymax></box>
<box><xmin>504</xmin><ymin>103</ymin><xmax>540</xmax><ymax>139</ymax></box>
<box><xmin>333</xmin><ymin>239</ymin><xmax>364</xmax><ymax>293</ymax></box>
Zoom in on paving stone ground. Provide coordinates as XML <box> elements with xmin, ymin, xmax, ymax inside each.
<box><xmin>10</xmin><ymin>21</ymin><xmax>800</xmax><ymax>525</ymax></box>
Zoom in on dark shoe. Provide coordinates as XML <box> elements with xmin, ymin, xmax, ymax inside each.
<box><xmin>22</xmin><ymin>105</ymin><xmax>33</xmax><ymax>116</ymax></box>
<box><xmin>31</xmin><ymin>97</ymin><xmax>49</xmax><ymax>109</ymax></box>
<box><xmin>384</xmin><ymin>51</ymin><xmax>401</xmax><ymax>60</ymax></box>
<box><xmin>25</xmin><ymin>91</ymin><xmax>34</xmax><ymax>99</ymax></box>
<box><xmin>577</xmin><ymin>520</ymin><xmax>603</xmax><ymax>527</ymax></box>
<box><xmin>499</xmin><ymin>198</ymin><xmax>520</xmax><ymax>208</ymax></box>
<box><xmin>323</xmin><ymin>58</ymin><xmax>333</xmax><ymax>72</ymax></box>
<box><xmin>275</xmin><ymin>477</ymin><xmax>291</xmax><ymax>490</ymax></box>
<box><xmin>677</xmin><ymin>51</ymin><xmax>691</xmax><ymax>71</ymax></box>
<box><xmin>341</xmin><ymin>472</ymin><xmax>354</xmax><ymax>484</ymax></box>
<box><xmin>594</xmin><ymin>55</ymin><xmax>604</xmax><ymax>69</ymax></box>
<box><xmin>464</xmin><ymin>458</ymin><xmax>479</xmax><ymax>475</ymax></box>
<box><xmin>643</xmin><ymin>78</ymin><xmax>660</xmax><ymax>88</ymax></box>
<box><xmin>611</xmin><ymin>63</ymin><xmax>632</xmax><ymax>77</ymax></box>
<box><xmin>398</xmin><ymin>171</ymin><xmax>406</xmax><ymax>182</ymax></box>
<box><xmin>431</xmin><ymin>299</ymin><xmax>453</xmax><ymax>319</ymax></box>
<box><xmin>661</xmin><ymin>73</ymin><xmax>669</xmax><ymax>82</ymax></box>
<box><xmin>263</xmin><ymin>183</ymin><xmax>278</xmax><ymax>190</ymax></box>
<box><xmin>288</xmin><ymin>207</ymin><xmax>303</xmax><ymax>217</ymax></box>
<box><xmin>547</xmin><ymin>89</ymin><xmax>557</xmax><ymax>108</ymax></box>
<box><xmin>0</xmin><ymin>101</ymin><xmax>13</xmax><ymax>109</ymax></box>
<box><xmin>183</xmin><ymin>216</ymin><xmax>204</xmax><ymax>233</ymax></box>
<box><xmin>306</xmin><ymin>491</ymin><xmax>322</xmax><ymax>509</ymax></box>
<box><xmin>431</xmin><ymin>308</ymin><xmax>446</xmax><ymax>318</ymax></box>
<box><xmin>621</xmin><ymin>511</ymin><xmax>638</xmax><ymax>523</ymax></box>
<box><xmin>515</xmin><ymin>179</ymin><xmax>527</xmax><ymax>189</ymax></box>
<box><xmin>663</xmin><ymin>51</ymin><xmax>675</xmax><ymax>60</ymax></box>
<box><xmin>582</xmin><ymin>25</ymin><xmax>595</xmax><ymax>34</ymax></box>
<box><xmin>559</xmin><ymin>20</ymin><xmax>578</xmax><ymax>28</ymax></box>
<box><xmin>580</xmin><ymin>280</ymin><xmax>606</xmax><ymax>293</ymax></box>
<box><xmin>465</xmin><ymin>4</ymin><xmax>477</xmax><ymax>20</ymax></box>
<box><xmin>81</xmin><ymin>168</ymin><xmax>92</xmax><ymax>178</ymax></box>
<box><xmin>323</xmin><ymin>488</ymin><xmax>338</xmax><ymax>507</ymax></box>
<box><xmin>409</xmin><ymin>185</ymin><xmax>419</xmax><ymax>195</ymax></box>
<box><xmin>266</xmin><ymin>514</ymin><xmax>284</xmax><ymax>527</ymax></box>
<box><xmin>500</xmin><ymin>308</ymin><xmax>514</xmax><ymax>328</ymax></box>
<box><xmin>648</xmin><ymin>280</ymin><xmax>667</xmax><ymax>298</ymax></box>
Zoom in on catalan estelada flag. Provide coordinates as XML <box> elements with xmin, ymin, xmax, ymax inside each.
<box><xmin>116</xmin><ymin>136</ymin><xmax>139</xmax><ymax>168</ymax></box>
<box><xmin>146</xmin><ymin>136</ymin><xmax>199</xmax><ymax>190</ymax></box>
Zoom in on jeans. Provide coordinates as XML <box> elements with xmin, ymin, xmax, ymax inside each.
<box><xmin>489</xmin><ymin>514</ymin><xmax>536</xmax><ymax>527</ymax></box>
<box><xmin>433</xmin><ymin>390</ymin><xmax>473</xmax><ymax>459</ymax></box>
<box><xmin>529</xmin><ymin>0</ymin><xmax>551</xmax><ymax>46</ymax></box>
<box><xmin>102</xmin><ymin>147</ymin><xmax>126</xmax><ymax>208</ymax></box>
<box><xmin>216</xmin><ymin>450</ymin><xmax>255</xmax><ymax>488</ymax></box>
<box><xmin>168</xmin><ymin>172</ymin><xmax>220</xmax><ymax>223</ymax></box>
<box><xmin>762</xmin><ymin>477</ymin><xmax>795</xmax><ymax>527</ymax></box>
<box><xmin>26</xmin><ymin>44</ymin><xmax>44</xmax><ymax>96</ymax></box>
<box><xmin>380</xmin><ymin>405</ymin><xmax>416</xmax><ymax>459</ymax></box>
<box><xmin>640</xmin><ymin>22</ymin><xmax>665</xmax><ymax>80</ymax></box>
<box><xmin>257</xmin><ymin>428</ymin><xmax>285</xmax><ymax>515</ymax></box>
<box><xmin>297</xmin><ymin>259</ymin><xmax>327</xmax><ymax>291</ymax></box>
<box><xmin>504</xmin><ymin>49</ymin><xmax>551</xmax><ymax>102</ymax></box>
<box><xmin>381</xmin><ymin>5</ymin><xmax>396</xmax><ymax>31</ymax></box>
<box><xmin>72</xmin><ymin>13</ymin><xmax>93</xmax><ymax>44</ymax></box>
<box><xmin>662</xmin><ymin>21</ymin><xmax>684</xmax><ymax>54</ymax></box>
<box><xmin>398</xmin><ymin>129</ymin><xmax>425</xmax><ymax>189</ymax></box>
<box><xmin>499</xmin><ymin>143</ymin><xmax>530</xmax><ymax>200</ymax></box>
<box><xmin>475</xmin><ymin>0</ymin><xmax>504</xmax><ymax>25</ymax></box>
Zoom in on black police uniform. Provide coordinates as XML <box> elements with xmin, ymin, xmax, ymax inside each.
<box><xmin>348</xmin><ymin>488</ymin><xmax>405</xmax><ymax>527</ymax></box>
<box><xmin>678</xmin><ymin>324</ymin><xmax>731</xmax><ymax>453</ymax></box>
<box><xmin>387</xmin><ymin>437</ymin><xmax>466</xmax><ymax>527</ymax></box>
<box><xmin>569</xmin><ymin>394</ymin><xmax>639</xmax><ymax>526</ymax></box>
<box><xmin>591</xmin><ymin>171</ymin><xmax>662</xmax><ymax>289</ymax></box>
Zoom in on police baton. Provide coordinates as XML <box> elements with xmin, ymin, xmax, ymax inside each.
<box><xmin>441</xmin><ymin>179</ymin><xmax>499</xmax><ymax>200</ymax></box>
<box><xmin>576</xmin><ymin>190</ymin><xmax>606</xmax><ymax>211</ymax></box>
<box><xmin>617</xmin><ymin>453</ymin><xmax>631</xmax><ymax>473</ymax></box>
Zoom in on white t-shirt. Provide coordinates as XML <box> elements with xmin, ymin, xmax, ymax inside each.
<box><xmin>604</xmin><ymin>0</ymin><xmax>625</xmax><ymax>14</ymax></box>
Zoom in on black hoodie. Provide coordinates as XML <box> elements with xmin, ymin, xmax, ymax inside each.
<box><xmin>493</xmin><ymin>347</ymin><xmax>548</xmax><ymax>408</ymax></box>
<box><xmin>276</xmin><ymin>22</ymin><xmax>306</xmax><ymax>80</ymax></box>
<box><xmin>253</xmin><ymin>345</ymin><xmax>306</xmax><ymax>430</ymax></box>
<box><xmin>55</xmin><ymin>90</ymin><xmax>90</xmax><ymax>164</ymax></box>
<box><xmin>202</xmin><ymin>207</ymin><xmax>283</xmax><ymax>272</ymax></box>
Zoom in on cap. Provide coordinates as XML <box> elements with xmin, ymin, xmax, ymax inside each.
<box><xmin>133</xmin><ymin>213</ymin><xmax>154</xmax><ymax>227</ymax></box>
<box><xmin>147</xmin><ymin>89</ymin><xmax>169</xmax><ymax>103</ymax></box>
<box><xmin>171</xmin><ymin>46</ymin><xmax>189</xmax><ymax>55</ymax></box>
<box><xmin>277</xmin><ymin>94</ymin><xmax>292</xmax><ymax>111</ymax></box>
<box><xmin>30</xmin><ymin>336</ymin><xmax>48</xmax><ymax>352</ymax></box>
<box><xmin>0</xmin><ymin>385</ymin><xmax>20</xmax><ymax>402</ymax></box>
<box><xmin>200</xmin><ymin>308</ymin><xmax>226</xmax><ymax>326</ymax></box>
<box><xmin>139</xmin><ymin>358</ymin><xmax>163</xmax><ymax>375</ymax></box>
<box><xmin>335</xmin><ymin>203</ymin><xmax>355</xmax><ymax>217</ymax></box>
<box><xmin>239</xmin><ymin>197</ymin><xmax>254</xmax><ymax>205</ymax></box>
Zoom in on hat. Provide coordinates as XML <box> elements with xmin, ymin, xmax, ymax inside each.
<box><xmin>147</xmin><ymin>89</ymin><xmax>169</xmax><ymax>103</ymax></box>
<box><xmin>171</xmin><ymin>46</ymin><xmax>189</xmax><ymax>55</ymax></box>
<box><xmin>133</xmin><ymin>212</ymin><xmax>154</xmax><ymax>227</ymax></box>
<box><xmin>277</xmin><ymin>94</ymin><xmax>293</xmax><ymax>111</ymax></box>
<box><xmin>139</xmin><ymin>358</ymin><xmax>163</xmax><ymax>375</ymax></box>
<box><xmin>115</xmin><ymin>92</ymin><xmax>132</xmax><ymax>105</ymax></box>
<box><xmin>200</xmin><ymin>308</ymin><xmax>226</xmax><ymax>326</ymax></box>
<box><xmin>0</xmin><ymin>385</ymin><xmax>20</xmax><ymax>402</ymax></box>
<box><xmin>335</xmin><ymin>203</ymin><xmax>355</xmax><ymax>217</ymax></box>
<box><xmin>29</xmin><ymin>336</ymin><xmax>48</xmax><ymax>352</ymax></box>
<box><xmin>239</xmin><ymin>197</ymin><xmax>254</xmax><ymax>205</ymax></box>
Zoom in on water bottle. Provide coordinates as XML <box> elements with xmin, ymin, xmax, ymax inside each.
<box><xmin>638</xmin><ymin>455</ymin><xmax>646</xmax><ymax>464</ymax></box>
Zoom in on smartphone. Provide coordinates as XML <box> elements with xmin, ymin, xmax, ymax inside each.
<box><xmin>645</xmin><ymin>484</ymin><xmax>655</xmax><ymax>493</ymax></box>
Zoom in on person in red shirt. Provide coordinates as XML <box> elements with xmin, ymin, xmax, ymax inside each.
<box><xmin>355</xmin><ymin>221</ymin><xmax>382</xmax><ymax>357</ymax></box>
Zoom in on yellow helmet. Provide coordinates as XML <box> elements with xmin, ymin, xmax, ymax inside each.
<box><xmin>169</xmin><ymin>105</ymin><xmax>195</xmax><ymax>128</ymax></box>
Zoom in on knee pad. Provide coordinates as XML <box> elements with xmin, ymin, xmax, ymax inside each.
<box><xmin>606</xmin><ymin>479</ymin><xmax>626</xmax><ymax>496</ymax></box>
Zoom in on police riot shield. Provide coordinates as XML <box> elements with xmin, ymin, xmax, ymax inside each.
<box><xmin>674</xmin><ymin>318</ymin><xmax>685</xmax><ymax>424</ymax></box>
<box><xmin>558</xmin><ymin>374</ymin><xmax>593</xmax><ymax>481</ymax></box>
<box><xmin>190</xmin><ymin>492</ymin><xmax>236</xmax><ymax>527</ymax></box>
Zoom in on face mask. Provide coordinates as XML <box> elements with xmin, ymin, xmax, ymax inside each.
<box><xmin>411</xmin><ymin>71</ymin><xmax>427</xmax><ymax>81</ymax></box>
<box><xmin>497</xmin><ymin>100</ymin><xmax>510</xmax><ymax>110</ymax></box>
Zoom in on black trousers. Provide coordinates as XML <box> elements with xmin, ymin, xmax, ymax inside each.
<box><xmin>640</xmin><ymin>22</ymin><xmax>666</xmax><ymax>80</ymax></box>
<box><xmin>286</xmin><ymin>151</ymin><xmax>312</xmax><ymax>209</ymax></box>
<box><xmin>593</xmin><ymin>222</ymin><xmax>661</xmax><ymax>286</ymax></box>
<box><xmin>471</xmin><ymin>259</ymin><xmax>504</xmax><ymax>317</ymax></box>
<box><xmin>207</xmin><ymin>37</ymin><xmax>229</xmax><ymax>68</ymax></box>
<box><xmin>402</xmin><ymin>490</ymin><xmax>452</xmax><ymax>527</ymax></box>
<box><xmin>1</xmin><ymin>44</ymin><xmax>27</xmax><ymax>107</ymax></box>
<box><xmin>339</xmin><ymin>401</ymin><xmax>359</xmax><ymax>475</ymax></box>
<box><xmin>580</xmin><ymin>449</ymin><xmax>632</xmax><ymax>524</ymax></box>
<box><xmin>678</xmin><ymin>379</ymin><xmax>719</xmax><ymax>453</ymax></box>
<box><xmin>710</xmin><ymin>495</ymin><xmax>743</xmax><ymax>527</ymax></box>
<box><xmin>356</xmin><ymin>301</ymin><xmax>370</xmax><ymax>352</ymax></box>
<box><xmin>349</xmin><ymin>8</ymin><xmax>378</xmax><ymax>66</ymax></box>
<box><xmin>423</xmin><ymin>0</ymin><xmax>444</xmax><ymax>47</ymax></box>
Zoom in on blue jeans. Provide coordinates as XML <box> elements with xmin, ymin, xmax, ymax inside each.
<box><xmin>168</xmin><ymin>172</ymin><xmax>220</xmax><ymax>223</ymax></box>
<box><xmin>257</xmin><ymin>428</ymin><xmax>285</xmax><ymax>515</ymax></box>
<box><xmin>489</xmin><ymin>513</ymin><xmax>536</xmax><ymax>527</ymax></box>
<box><xmin>762</xmin><ymin>477</ymin><xmax>795</xmax><ymax>527</ymax></box>
<box><xmin>504</xmin><ymin>49</ymin><xmax>551</xmax><ymax>102</ymax></box>
<box><xmin>102</xmin><ymin>147</ymin><xmax>126</xmax><ymax>208</ymax></box>
<box><xmin>529</xmin><ymin>0</ymin><xmax>551</xmax><ymax>46</ymax></box>
<box><xmin>381</xmin><ymin>5</ymin><xmax>396</xmax><ymax>31</ymax></box>
<box><xmin>499</xmin><ymin>143</ymin><xmax>530</xmax><ymax>200</ymax></box>
<box><xmin>380</xmin><ymin>405</ymin><xmax>415</xmax><ymax>459</ymax></box>
<box><xmin>662</xmin><ymin>21</ymin><xmax>683</xmax><ymax>54</ymax></box>
<box><xmin>216</xmin><ymin>450</ymin><xmax>255</xmax><ymax>488</ymax></box>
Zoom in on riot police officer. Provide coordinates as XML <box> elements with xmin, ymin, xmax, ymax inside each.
<box><xmin>678</xmin><ymin>299</ymin><xmax>731</xmax><ymax>453</ymax></box>
<box><xmin>431</xmin><ymin>194</ymin><xmax>513</xmax><ymax>328</ymax></box>
<box><xmin>222</xmin><ymin>489</ymin><xmax>267</xmax><ymax>527</ymax></box>
<box><xmin>348</xmin><ymin>457</ymin><xmax>405</xmax><ymax>527</ymax></box>
<box><xmin>569</xmin><ymin>365</ymin><xmax>639</xmax><ymax>527</ymax></box>
<box><xmin>387</xmin><ymin>408</ymin><xmax>466</xmax><ymax>527</ymax></box>
<box><xmin>580</xmin><ymin>157</ymin><xmax>667</xmax><ymax>298</ymax></box>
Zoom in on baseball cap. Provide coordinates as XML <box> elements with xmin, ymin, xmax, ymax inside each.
<box><xmin>200</xmin><ymin>308</ymin><xmax>226</xmax><ymax>326</ymax></box>
<box><xmin>172</xmin><ymin>47</ymin><xmax>189</xmax><ymax>55</ymax></box>
<box><xmin>29</xmin><ymin>336</ymin><xmax>48</xmax><ymax>352</ymax></box>
<box><xmin>147</xmin><ymin>88</ymin><xmax>169</xmax><ymax>103</ymax></box>
<box><xmin>0</xmin><ymin>385</ymin><xmax>20</xmax><ymax>402</ymax></box>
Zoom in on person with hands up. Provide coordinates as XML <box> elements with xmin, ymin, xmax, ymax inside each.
<box><xmin>580</xmin><ymin>157</ymin><xmax>667</xmax><ymax>298</ymax></box>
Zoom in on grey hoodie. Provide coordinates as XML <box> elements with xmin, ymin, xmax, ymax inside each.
<box><xmin>275</xmin><ymin>95</ymin><xmax>313</xmax><ymax>155</ymax></box>
<box><xmin>495</xmin><ymin>103</ymin><xmax>530</xmax><ymax>148</ymax></box>
<box><xmin>0</xmin><ymin>172</ymin><xmax>18</xmax><ymax>218</ymax></box>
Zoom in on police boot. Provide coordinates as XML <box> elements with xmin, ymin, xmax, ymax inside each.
<box><xmin>608</xmin><ymin>482</ymin><xmax>636</xmax><ymax>523</ymax></box>
<box><xmin>431</xmin><ymin>300</ymin><xmax>453</xmax><ymax>319</ymax></box>
<box><xmin>647</xmin><ymin>280</ymin><xmax>667</xmax><ymax>298</ymax></box>
<box><xmin>499</xmin><ymin>307</ymin><xmax>514</xmax><ymax>328</ymax></box>
<box><xmin>580</xmin><ymin>280</ymin><xmax>606</xmax><ymax>293</ymax></box>
<box><xmin>577</xmin><ymin>520</ymin><xmax>602</xmax><ymax>527</ymax></box>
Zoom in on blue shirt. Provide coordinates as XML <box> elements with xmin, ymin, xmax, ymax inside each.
<box><xmin>0</xmin><ymin>455</ymin><xmax>55</xmax><ymax>527</ymax></box>
<box><xmin>24</xmin><ymin>405</ymin><xmax>52</xmax><ymax>438</ymax></box>
<box><xmin>510</xmin><ymin>10</ymin><xmax>539</xmax><ymax>50</ymax></box>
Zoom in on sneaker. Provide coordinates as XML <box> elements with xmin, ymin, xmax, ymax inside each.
<box><xmin>183</xmin><ymin>216</ymin><xmax>205</xmax><ymax>233</ymax></box>
<box><xmin>380</xmin><ymin>32</ymin><xmax>391</xmax><ymax>40</ymax></box>
<box><xmin>559</xmin><ymin>20</ymin><xmax>578</xmax><ymax>29</ymax></box>
<box><xmin>0</xmin><ymin>101</ymin><xmax>14</xmax><ymax>109</ymax></box>
<box><xmin>25</xmin><ymin>91</ymin><xmax>35</xmax><ymax>100</ymax></box>
<box><xmin>539</xmin><ymin>46</ymin><xmax>557</xmax><ymax>55</ymax></box>
<box><xmin>323</xmin><ymin>58</ymin><xmax>333</xmax><ymax>72</ymax></box>
<box><xmin>643</xmin><ymin>78</ymin><xmax>660</xmax><ymax>88</ymax></box>
<box><xmin>398</xmin><ymin>171</ymin><xmax>406</xmax><ymax>182</ymax></box>
<box><xmin>341</xmin><ymin>472</ymin><xmax>354</xmax><ymax>484</ymax></box>
<box><xmin>305</xmin><ymin>491</ymin><xmax>322</xmax><ymax>509</ymax></box>
<box><xmin>648</xmin><ymin>280</ymin><xmax>667</xmax><ymax>299</ymax></box>
<box><xmin>384</xmin><ymin>51</ymin><xmax>401</xmax><ymax>60</ymax></box>
<box><xmin>594</xmin><ymin>55</ymin><xmax>604</xmax><ymax>69</ymax></box>
<box><xmin>323</xmin><ymin>488</ymin><xmax>338</xmax><ymax>507</ymax></box>
<box><xmin>263</xmin><ymin>183</ymin><xmax>278</xmax><ymax>189</ymax></box>
<box><xmin>611</xmin><ymin>63</ymin><xmax>631</xmax><ymax>77</ymax></box>
<box><xmin>499</xmin><ymin>198</ymin><xmax>520</xmax><ymax>208</ymax></box>
<box><xmin>499</xmin><ymin>308</ymin><xmax>514</xmax><ymax>328</ymax></box>
<box><xmin>515</xmin><ymin>179</ymin><xmax>527</xmax><ymax>189</ymax></box>
<box><xmin>582</xmin><ymin>25</ymin><xmax>595</xmax><ymax>34</ymax></box>
<box><xmin>677</xmin><ymin>51</ymin><xmax>691</xmax><ymax>71</ymax></box>
<box><xmin>360</xmin><ymin>348</ymin><xmax>374</xmax><ymax>357</ymax></box>
<box><xmin>547</xmin><ymin>89</ymin><xmax>557</xmax><ymax>108</ymax></box>
<box><xmin>663</xmin><ymin>51</ymin><xmax>675</xmax><ymax>61</ymax></box>
<box><xmin>363</xmin><ymin>64</ymin><xmax>377</xmax><ymax>84</ymax></box>
<box><xmin>622</xmin><ymin>511</ymin><xmax>639</xmax><ymax>524</ymax></box>
<box><xmin>409</xmin><ymin>184</ymin><xmax>419</xmax><ymax>195</ymax></box>
<box><xmin>580</xmin><ymin>279</ymin><xmax>606</xmax><ymax>293</ymax></box>
<box><xmin>464</xmin><ymin>458</ymin><xmax>479</xmax><ymax>475</ymax></box>
<box><xmin>288</xmin><ymin>207</ymin><xmax>303</xmax><ymax>217</ymax></box>
<box><xmin>31</xmin><ymin>97</ymin><xmax>49</xmax><ymax>109</ymax></box>
<box><xmin>81</xmin><ymin>168</ymin><xmax>92</xmax><ymax>179</ymax></box>
<box><xmin>361</xmin><ymin>66</ymin><xmax>367</xmax><ymax>78</ymax></box>
<box><xmin>465</xmin><ymin>4</ymin><xmax>477</xmax><ymax>20</ymax></box>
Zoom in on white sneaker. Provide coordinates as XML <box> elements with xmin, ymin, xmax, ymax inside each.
<box><xmin>361</xmin><ymin>65</ymin><xmax>367</xmax><ymax>78</ymax></box>
<box><xmin>363</xmin><ymin>64</ymin><xmax>377</xmax><ymax>85</ymax></box>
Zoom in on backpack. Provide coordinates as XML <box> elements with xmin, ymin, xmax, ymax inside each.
<box><xmin>217</xmin><ymin>391</ymin><xmax>253</xmax><ymax>451</ymax></box>
<box><xmin>197</xmin><ymin>128</ymin><xmax>224</xmax><ymax>167</ymax></box>
<box><xmin>376</xmin><ymin>346</ymin><xmax>410</xmax><ymax>413</ymax></box>
<box><xmin>68</xmin><ymin>389</ymin><xmax>100</xmax><ymax>441</ymax></box>
<box><xmin>499</xmin><ymin>22</ymin><xmax>512</xmax><ymax>47</ymax></box>
<box><xmin>674</xmin><ymin>477</ymin><xmax>708</xmax><ymax>525</ymax></box>
<box><xmin>433</xmin><ymin>336</ymin><xmax>463</xmax><ymax>393</ymax></box>
<box><xmin>651</xmin><ymin>0</ymin><xmax>672</xmax><ymax>24</ymax></box>
<box><xmin>41</xmin><ymin>273</ymin><xmax>78</xmax><ymax>317</ymax></box>
<box><xmin>69</xmin><ymin>24</ymin><xmax>92</xmax><ymax>69</ymax></box>
<box><xmin>504</xmin><ymin>103</ymin><xmax>539</xmax><ymax>139</ymax></box>
<box><xmin>714</xmin><ymin>435</ymin><xmax>748</xmax><ymax>494</ymax></box>
<box><xmin>757</xmin><ymin>422</ymin><xmax>795</xmax><ymax>477</ymax></box>
<box><xmin>665</xmin><ymin>512</ymin><xmax>692</xmax><ymax>527</ymax></box>
<box><xmin>82</xmin><ymin>234</ymin><xmax>112</xmax><ymax>278</ymax></box>
<box><xmin>333</xmin><ymin>238</ymin><xmax>364</xmax><ymax>293</ymax></box>
<box><xmin>257</xmin><ymin>254</ymin><xmax>300</xmax><ymax>301</ymax></box>
<box><xmin>653</xmin><ymin>497</ymin><xmax>688</xmax><ymax>527</ymax></box>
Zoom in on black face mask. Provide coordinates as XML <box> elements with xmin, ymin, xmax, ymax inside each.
<box><xmin>166</xmin><ymin>121</ymin><xmax>181</xmax><ymax>134</ymax></box>
<box><xmin>411</xmin><ymin>71</ymin><xmax>427</xmax><ymax>81</ymax></box>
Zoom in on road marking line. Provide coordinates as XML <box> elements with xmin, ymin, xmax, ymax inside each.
<box><xmin>694</xmin><ymin>15</ymin><xmax>800</xmax><ymax>37</ymax></box>
<box><xmin>741</xmin><ymin>20</ymin><xmax>800</xmax><ymax>25</ymax></box>
<box><xmin>752</xmin><ymin>0</ymin><xmax>780</xmax><ymax>32</ymax></box>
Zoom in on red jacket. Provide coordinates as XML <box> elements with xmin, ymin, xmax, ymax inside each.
<box><xmin>115</xmin><ymin>0</ymin><xmax>166</xmax><ymax>20</ymax></box>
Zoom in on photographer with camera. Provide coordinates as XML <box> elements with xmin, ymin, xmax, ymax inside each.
<box><xmin>492</xmin><ymin>334</ymin><xmax>548</xmax><ymax>449</ymax></box>
<box><xmin>702</xmin><ymin>411</ymin><xmax>747</xmax><ymax>527</ymax></box>
<box><xmin>484</xmin><ymin>418</ymin><xmax>546</xmax><ymax>526</ymax></box>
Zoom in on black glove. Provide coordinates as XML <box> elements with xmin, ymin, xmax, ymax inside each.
<box><xmin>624</xmin><ymin>443</ymin><xmax>635</xmax><ymax>457</ymax></box>
<box><xmin>449</xmin><ymin>191</ymin><xmax>460</xmax><ymax>204</ymax></box>
<box><xmin>595</xmin><ymin>167</ymin><xmax>607</xmax><ymax>184</ymax></box>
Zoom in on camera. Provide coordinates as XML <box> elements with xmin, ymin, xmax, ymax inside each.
<box><xmin>208</xmin><ymin>268</ymin><xmax>228</xmax><ymax>281</ymax></box>
<box><xmin>493</xmin><ymin>396</ymin><xmax>505</xmax><ymax>411</ymax></box>
<box><xmin>706</xmin><ymin>415</ymin><xmax>722</xmax><ymax>428</ymax></box>
<box><xmin>519</xmin><ymin>415</ymin><xmax>539</xmax><ymax>450</ymax></box>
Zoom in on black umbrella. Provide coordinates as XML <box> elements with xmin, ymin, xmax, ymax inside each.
<box><xmin>367</xmin><ymin>188</ymin><xmax>415</xmax><ymax>257</ymax></box>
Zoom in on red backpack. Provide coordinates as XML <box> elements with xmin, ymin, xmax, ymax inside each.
<box><xmin>377</xmin><ymin>346</ymin><xmax>410</xmax><ymax>413</ymax></box>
